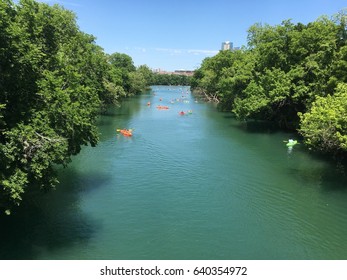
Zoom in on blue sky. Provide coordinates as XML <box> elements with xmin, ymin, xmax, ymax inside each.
<box><xmin>39</xmin><ymin>0</ymin><xmax>346</xmax><ymax>71</ymax></box>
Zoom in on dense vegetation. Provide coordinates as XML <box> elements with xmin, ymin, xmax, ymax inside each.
<box><xmin>151</xmin><ymin>73</ymin><xmax>192</xmax><ymax>86</ymax></box>
<box><xmin>191</xmin><ymin>12</ymin><xmax>347</xmax><ymax>156</ymax></box>
<box><xmin>0</xmin><ymin>0</ymin><xmax>151</xmax><ymax>213</ymax></box>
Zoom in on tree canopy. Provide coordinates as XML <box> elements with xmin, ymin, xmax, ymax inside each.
<box><xmin>191</xmin><ymin>11</ymin><xmax>347</xmax><ymax>155</ymax></box>
<box><xmin>151</xmin><ymin>73</ymin><xmax>192</xmax><ymax>86</ymax></box>
<box><xmin>0</xmin><ymin>0</ymin><xmax>150</xmax><ymax>213</ymax></box>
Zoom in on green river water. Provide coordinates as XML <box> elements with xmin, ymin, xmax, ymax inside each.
<box><xmin>1</xmin><ymin>85</ymin><xmax>347</xmax><ymax>260</ymax></box>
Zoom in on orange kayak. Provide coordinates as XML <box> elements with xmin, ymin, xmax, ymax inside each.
<box><xmin>156</xmin><ymin>105</ymin><xmax>169</xmax><ymax>110</ymax></box>
<box><xmin>120</xmin><ymin>129</ymin><xmax>132</xmax><ymax>137</ymax></box>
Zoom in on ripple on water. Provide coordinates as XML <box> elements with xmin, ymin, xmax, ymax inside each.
<box><xmin>2</xmin><ymin>86</ymin><xmax>347</xmax><ymax>260</ymax></box>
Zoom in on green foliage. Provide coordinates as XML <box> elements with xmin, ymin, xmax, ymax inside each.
<box><xmin>108</xmin><ymin>52</ymin><xmax>136</xmax><ymax>72</ymax></box>
<box><xmin>299</xmin><ymin>83</ymin><xmax>347</xmax><ymax>153</ymax></box>
<box><xmin>233</xmin><ymin>17</ymin><xmax>339</xmax><ymax>123</ymax></box>
<box><xmin>1</xmin><ymin>169</ymin><xmax>27</xmax><ymax>207</ymax></box>
<box><xmin>151</xmin><ymin>73</ymin><xmax>192</xmax><ymax>86</ymax></box>
<box><xmin>137</xmin><ymin>65</ymin><xmax>154</xmax><ymax>85</ymax></box>
<box><xmin>0</xmin><ymin>0</ymin><xmax>149</xmax><ymax>213</ymax></box>
<box><xmin>106</xmin><ymin>53</ymin><xmax>151</xmax><ymax>96</ymax></box>
<box><xmin>191</xmin><ymin>49</ymin><xmax>255</xmax><ymax>109</ymax></box>
<box><xmin>128</xmin><ymin>71</ymin><xmax>147</xmax><ymax>95</ymax></box>
<box><xmin>192</xmin><ymin>10</ymin><xmax>347</xmax><ymax>154</ymax></box>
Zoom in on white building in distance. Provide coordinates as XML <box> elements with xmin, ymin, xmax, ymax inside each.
<box><xmin>221</xmin><ymin>41</ymin><xmax>233</xmax><ymax>51</ymax></box>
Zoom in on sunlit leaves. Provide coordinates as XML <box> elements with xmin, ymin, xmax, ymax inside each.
<box><xmin>0</xmin><ymin>0</ymin><xmax>153</xmax><ymax>212</ymax></box>
<box><xmin>0</xmin><ymin>0</ymin><xmax>139</xmax><ymax>212</ymax></box>
<box><xmin>299</xmin><ymin>83</ymin><xmax>347</xmax><ymax>153</ymax></box>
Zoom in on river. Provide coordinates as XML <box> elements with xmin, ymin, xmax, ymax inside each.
<box><xmin>1</xmin><ymin>85</ymin><xmax>347</xmax><ymax>260</ymax></box>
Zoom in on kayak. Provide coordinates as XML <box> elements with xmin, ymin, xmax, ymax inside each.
<box><xmin>156</xmin><ymin>105</ymin><xmax>169</xmax><ymax>110</ymax></box>
<box><xmin>286</xmin><ymin>139</ymin><xmax>298</xmax><ymax>147</ymax></box>
<box><xmin>120</xmin><ymin>129</ymin><xmax>132</xmax><ymax>137</ymax></box>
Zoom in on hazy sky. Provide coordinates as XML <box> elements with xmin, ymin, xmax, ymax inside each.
<box><xmin>38</xmin><ymin>0</ymin><xmax>346</xmax><ymax>71</ymax></box>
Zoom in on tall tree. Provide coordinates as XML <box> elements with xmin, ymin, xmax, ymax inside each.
<box><xmin>0</xmin><ymin>0</ymin><xmax>132</xmax><ymax>213</ymax></box>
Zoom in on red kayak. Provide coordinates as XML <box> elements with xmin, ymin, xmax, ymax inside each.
<box><xmin>119</xmin><ymin>129</ymin><xmax>132</xmax><ymax>137</ymax></box>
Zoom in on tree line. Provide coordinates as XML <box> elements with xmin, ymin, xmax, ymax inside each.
<box><xmin>151</xmin><ymin>73</ymin><xmax>192</xmax><ymax>86</ymax></box>
<box><xmin>0</xmin><ymin>0</ymin><xmax>154</xmax><ymax>213</ymax></box>
<box><xmin>191</xmin><ymin>12</ymin><xmax>347</xmax><ymax>156</ymax></box>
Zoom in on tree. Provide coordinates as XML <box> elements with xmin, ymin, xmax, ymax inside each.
<box><xmin>191</xmin><ymin>49</ymin><xmax>254</xmax><ymax>106</ymax></box>
<box><xmin>128</xmin><ymin>71</ymin><xmax>147</xmax><ymax>94</ymax></box>
<box><xmin>108</xmin><ymin>52</ymin><xmax>136</xmax><ymax>72</ymax></box>
<box><xmin>192</xmin><ymin>11</ymin><xmax>347</xmax><ymax>154</ymax></box>
<box><xmin>107</xmin><ymin>52</ymin><xmax>139</xmax><ymax>93</ymax></box>
<box><xmin>299</xmin><ymin>83</ymin><xmax>347</xmax><ymax>154</ymax></box>
<box><xmin>151</xmin><ymin>73</ymin><xmax>192</xmax><ymax>86</ymax></box>
<box><xmin>137</xmin><ymin>65</ymin><xmax>154</xmax><ymax>86</ymax></box>
<box><xmin>0</xmin><ymin>0</ymin><xmax>130</xmax><ymax>213</ymax></box>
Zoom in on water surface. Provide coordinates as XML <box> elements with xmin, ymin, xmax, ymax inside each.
<box><xmin>1</xmin><ymin>86</ymin><xmax>347</xmax><ymax>260</ymax></box>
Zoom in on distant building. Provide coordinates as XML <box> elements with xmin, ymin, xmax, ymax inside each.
<box><xmin>221</xmin><ymin>41</ymin><xmax>233</xmax><ymax>51</ymax></box>
<box><xmin>174</xmin><ymin>70</ymin><xmax>195</xmax><ymax>76</ymax></box>
<box><xmin>152</xmin><ymin>69</ymin><xmax>194</xmax><ymax>76</ymax></box>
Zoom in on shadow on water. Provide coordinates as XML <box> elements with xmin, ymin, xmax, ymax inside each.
<box><xmin>0</xmin><ymin>167</ymin><xmax>111</xmax><ymax>260</ymax></box>
<box><xmin>320</xmin><ymin>169</ymin><xmax>347</xmax><ymax>192</ymax></box>
<box><xmin>99</xmin><ymin>111</ymin><xmax>127</xmax><ymax>118</ymax></box>
<box><xmin>0</xmin><ymin>91</ymin><xmax>140</xmax><ymax>260</ymax></box>
<box><xmin>230</xmin><ymin>118</ymin><xmax>295</xmax><ymax>135</ymax></box>
<box><xmin>223</xmin><ymin>114</ymin><xmax>347</xmax><ymax>193</ymax></box>
<box><xmin>101</xmin><ymin>96</ymin><xmax>144</xmax><ymax>117</ymax></box>
<box><xmin>287</xmin><ymin>150</ymin><xmax>347</xmax><ymax>193</ymax></box>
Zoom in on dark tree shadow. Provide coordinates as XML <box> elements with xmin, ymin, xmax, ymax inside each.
<box><xmin>0</xmin><ymin>168</ymin><xmax>112</xmax><ymax>260</ymax></box>
<box><xmin>224</xmin><ymin>114</ymin><xmax>347</xmax><ymax>192</ymax></box>
<box><xmin>229</xmin><ymin>119</ymin><xmax>292</xmax><ymax>134</ymax></box>
<box><xmin>288</xmin><ymin>151</ymin><xmax>347</xmax><ymax>192</ymax></box>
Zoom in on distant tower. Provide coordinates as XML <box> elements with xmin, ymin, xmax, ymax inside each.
<box><xmin>221</xmin><ymin>41</ymin><xmax>233</xmax><ymax>51</ymax></box>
